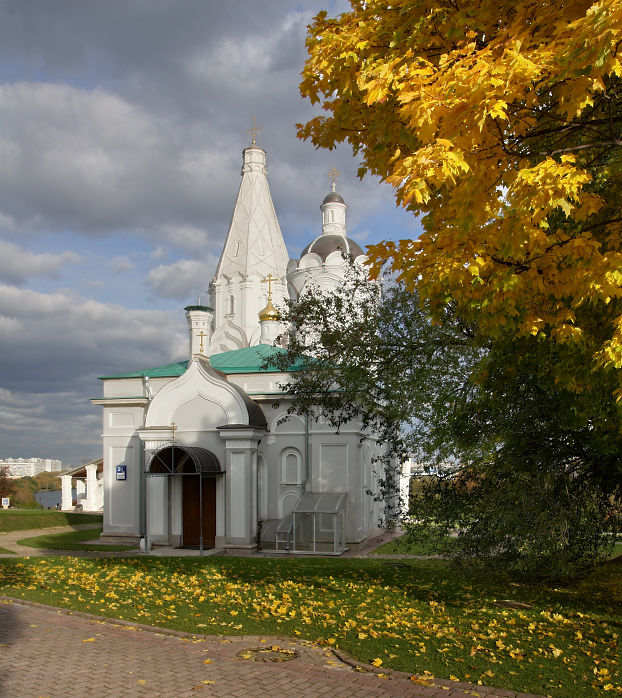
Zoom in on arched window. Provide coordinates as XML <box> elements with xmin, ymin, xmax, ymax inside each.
<box><xmin>281</xmin><ymin>449</ymin><xmax>302</xmax><ymax>486</ymax></box>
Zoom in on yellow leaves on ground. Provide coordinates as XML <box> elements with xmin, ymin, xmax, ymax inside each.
<box><xmin>0</xmin><ymin>556</ymin><xmax>620</xmax><ymax>698</ymax></box>
<box><xmin>82</xmin><ymin>638</ymin><xmax>94</xmax><ymax>642</ymax></box>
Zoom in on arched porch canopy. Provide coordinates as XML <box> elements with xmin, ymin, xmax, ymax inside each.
<box><xmin>145</xmin><ymin>445</ymin><xmax>223</xmax><ymax>478</ymax></box>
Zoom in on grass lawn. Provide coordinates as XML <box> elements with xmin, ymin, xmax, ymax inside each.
<box><xmin>17</xmin><ymin>528</ymin><xmax>137</xmax><ymax>552</ymax></box>
<box><xmin>0</xmin><ymin>556</ymin><xmax>619</xmax><ymax>697</ymax></box>
<box><xmin>372</xmin><ymin>535</ymin><xmax>457</xmax><ymax>556</ymax></box>
<box><xmin>0</xmin><ymin>510</ymin><xmax>102</xmax><ymax>533</ymax></box>
<box><xmin>374</xmin><ymin>534</ymin><xmax>622</xmax><ymax>560</ymax></box>
<box><xmin>0</xmin><ymin>547</ymin><xmax>15</xmax><ymax>554</ymax></box>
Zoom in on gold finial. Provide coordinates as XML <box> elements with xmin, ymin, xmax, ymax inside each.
<box><xmin>259</xmin><ymin>273</ymin><xmax>280</xmax><ymax>322</ymax></box>
<box><xmin>170</xmin><ymin>422</ymin><xmax>177</xmax><ymax>440</ymax></box>
<box><xmin>261</xmin><ymin>273</ymin><xmax>278</xmax><ymax>301</ymax></box>
<box><xmin>328</xmin><ymin>166</ymin><xmax>340</xmax><ymax>192</ymax></box>
<box><xmin>198</xmin><ymin>330</ymin><xmax>207</xmax><ymax>354</ymax></box>
<box><xmin>247</xmin><ymin>116</ymin><xmax>262</xmax><ymax>146</ymax></box>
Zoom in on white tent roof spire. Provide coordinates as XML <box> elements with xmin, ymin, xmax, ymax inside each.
<box><xmin>213</xmin><ymin>144</ymin><xmax>288</xmax><ymax>280</ymax></box>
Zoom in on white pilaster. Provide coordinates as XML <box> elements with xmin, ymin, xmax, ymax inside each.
<box><xmin>217</xmin><ymin>426</ymin><xmax>266</xmax><ymax>549</ymax></box>
<box><xmin>61</xmin><ymin>475</ymin><xmax>73</xmax><ymax>511</ymax></box>
<box><xmin>85</xmin><ymin>463</ymin><xmax>98</xmax><ymax>510</ymax></box>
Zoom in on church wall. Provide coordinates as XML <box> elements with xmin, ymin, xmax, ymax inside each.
<box><xmin>103</xmin><ymin>378</ymin><xmax>143</xmax><ymax>398</ymax></box>
<box><xmin>100</xmin><ymin>402</ymin><xmax>147</xmax><ymax>541</ymax></box>
<box><xmin>254</xmin><ymin>400</ymin><xmax>386</xmax><ymax>545</ymax></box>
<box><xmin>148</xmin><ymin>376</ymin><xmax>177</xmax><ymax>397</ymax></box>
<box><xmin>103</xmin><ymin>434</ymin><xmax>142</xmax><ymax>539</ymax></box>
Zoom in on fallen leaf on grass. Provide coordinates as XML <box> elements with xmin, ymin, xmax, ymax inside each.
<box><xmin>371</xmin><ymin>658</ymin><xmax>382</xmax><ymax>667</ymax></box>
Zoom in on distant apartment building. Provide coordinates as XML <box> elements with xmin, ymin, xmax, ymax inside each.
<box><xmin>0</xmin><ymin>458</ymin><xmax>63</xmax><ymax>478</ymax></box>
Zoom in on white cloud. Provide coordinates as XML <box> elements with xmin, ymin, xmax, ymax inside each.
<box><xmin>0</xmin><ymin>240</ymin><xmax>81</xmax><ymax>286</ymax></box>
<box><xmin>107</xmin><ymin>255</ymin><xmax>134</xmax><ymax>275</ymax></box>
<box><xmin>0</xmin><ymin>82</ymin><xmax>237</xmax><ymax>239</ymax></box>
<box><xmin>0</xmin><ymin>284</ymin><xmax>187</xmax><ymax>389</ymax></box>
<box><xmin>145</xmin><ymin>257</ymin><xmax>217</xmax><ymax>301</ymax></box>
<box><xmin>0</xmin><ymin>283</ymin><xmax>191</xmax><ymax>461</ymax></box>
<box><xmin>351</xmin><ymin>228</ymin><xmax>372</xmax><ymax>242</ymax></box>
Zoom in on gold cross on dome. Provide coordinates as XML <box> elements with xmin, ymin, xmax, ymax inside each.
<box><xmin>262</xmin><ymin>273</ymin><xmax>277</xmax><ymax>300</ymax></box>
<box><xmin>198</xmin><ymin>330</ymin><xmax>207</xmax><ymax>354</ymax></box>
<box><xmin>328</xmin><ymin>166</ymin><xmax>340</xmax><ymax>190</ymax></box>
<box><xmin>247</xmin><ymin>116</ymin><xmax>262</xmax><ymax>145</ymax></box>
<box><xmin>170</xmin><ymin>422</ymin><xmax>177</xmax><ymax>439</ymax></box>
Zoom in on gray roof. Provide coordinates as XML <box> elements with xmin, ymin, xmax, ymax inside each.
<box><xmin>322</xmin><ymin>191</ymin><xmax>346</xmax><ymax>205</ymax></box>
<box><xmin>300</xmin><ymin>234</ymin><xmax>364</xmax><ymax>261</ymax></box>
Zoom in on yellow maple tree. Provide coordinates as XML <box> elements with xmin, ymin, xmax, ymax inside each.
<box><xmin>299</xmin><ymin>0</ymin><xmax>622</xmax><ymax>370</ymax></box>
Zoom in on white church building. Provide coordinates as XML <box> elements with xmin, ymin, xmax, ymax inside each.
<box><xmin>92</xmin><ymin>140</ymin><xmax>393</xmax><ymax>554</ymax></box>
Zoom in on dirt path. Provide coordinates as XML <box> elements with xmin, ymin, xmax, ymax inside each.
<box><xmin>0</xmin><ymin>523</ymin><xmax>140</xmax><ymax>558</ymax></box>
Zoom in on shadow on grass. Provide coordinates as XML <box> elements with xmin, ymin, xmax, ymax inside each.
<box><xmin>17</xmin><ymin>528</ymin><xmax>137</xmax><ymax>552</ymax></box>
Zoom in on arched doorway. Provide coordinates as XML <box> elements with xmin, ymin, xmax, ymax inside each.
<box><xmin>146</xmin><ymin>445</ymin><xmax>223</xmax><ymax>551</ymax></box>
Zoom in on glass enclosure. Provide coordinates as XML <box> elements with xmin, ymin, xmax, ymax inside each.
<box><xmin>275</xmin><ymin>493</ymin><xmax>347</xmax><ymax>555</ymax></box>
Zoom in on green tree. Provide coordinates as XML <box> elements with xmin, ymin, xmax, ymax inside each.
<box><xmin>0</xmin><ymin>466</ymin><xmax>16</xmax><ymax>501</ymax></box>
<box><xmin>273</xmin><ymin>265</ymin><xmax>621</xmax><ymax>577</ymax></box>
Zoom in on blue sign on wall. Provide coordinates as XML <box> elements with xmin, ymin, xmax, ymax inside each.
<box><xmin>116</xmin><ymin>465</ymin><xmax>127</xmax><ymax>481</ymax></box>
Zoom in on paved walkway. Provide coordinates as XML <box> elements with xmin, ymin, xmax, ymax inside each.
<box><xmin>0</xmin><ymin>599</ymin><xmax>542</xmax><ymax>698</ymax></box>
<box><xmin>0</xmin><ymin>528</ymin><xmax>543</xmax><ymax>698</ymax></box>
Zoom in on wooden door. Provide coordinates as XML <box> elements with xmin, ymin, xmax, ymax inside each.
<box><xmin>182</xmin><ymin>476</ymin><xmax>216</xmax><ymax>547</ymax></box>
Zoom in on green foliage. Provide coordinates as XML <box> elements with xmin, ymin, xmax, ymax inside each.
<box><xmin>409</xmin><ymin>330</ymin><xmax>622</xmax><ymax>579</ymax></box>
<box><xmin>269</xmin><ymin>262</ymin><xmax>480</xmax><ymax>521</ymax></box>
<box><xmin>0</xmin><ymin>466</ymin><xmax>16</xmax><ymax>500</ymax></box>
<box><xmin>0</xmin><ymin>556</ymin><xmax>620</xmax><ymax>696</ymax></box>
<box><xmin>271</xmin><ymin>263</ymin><xmax>621</xmax><ymax>578</ymax></box>
<box><xmin>9</xmin><ymin>470</ymin><xmax>66</xmax><ymax>507</ymax></box>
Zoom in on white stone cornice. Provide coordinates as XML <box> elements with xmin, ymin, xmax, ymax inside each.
<box><xmin>91</xmin><ymin>397</ymin><xmax>149</xmax><ymax>407</ymax></box>
<box><xmin>218</xmin><ymin>426</ymin><xmax>265</xmax><ymax>449</ymax></box>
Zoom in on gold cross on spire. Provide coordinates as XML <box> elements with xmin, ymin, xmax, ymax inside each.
<box><xmin>328</xmin><ymin>166</ymin><xmax>340</xmax><ymax>191</ymax></box>
<box><xmin>262</xmin><ymin>273</ymin><xmax>278</xmax><ymax>300</ymax></box>
<box><xmin>170</xmin><ymin>422</ymin><xmax>177</xmax><ymax>440</ymax></box>
<box><xmin>198</xmin><ymin>330</ymin><xmax>207</xmax><ymax>354</ymax></box>
<box><xmin>247</xmin><ymin>116</ymin><xmax>262</xmax><ymax>145</ymax></box>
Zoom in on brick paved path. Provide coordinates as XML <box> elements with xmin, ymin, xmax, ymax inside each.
<box><xmin>0</xmin><ymin>599</ymin><xmax>542</xmax><ymax>698</ymax></box>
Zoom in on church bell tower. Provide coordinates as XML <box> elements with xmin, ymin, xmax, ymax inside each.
<box><xmin>208</xmin><ymin>131</ymin><xmax>289</xmax><ymax>353</ymax></box>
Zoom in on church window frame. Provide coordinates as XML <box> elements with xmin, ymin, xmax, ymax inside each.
<box><xmin>280</xmin><ymin>448</ymin><xmax>302</xmax><ymax>486</ymax></box>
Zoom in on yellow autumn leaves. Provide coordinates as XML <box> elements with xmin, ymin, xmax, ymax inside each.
<box><xmin>300</xmin><ymin>0</ymin><xmax>622</xmax><ymax>374</ymax></box>
<box><xmin>0</xmin><ymin>556</ymin><xmax>619</xmax><ymax>697</ymax></box>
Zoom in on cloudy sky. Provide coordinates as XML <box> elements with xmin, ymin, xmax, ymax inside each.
<box><xmin>0</xmin><ymin>0</ymin><xmax>420</xmax><ymax>465</ymax></box>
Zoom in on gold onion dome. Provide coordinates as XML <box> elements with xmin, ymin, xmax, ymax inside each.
<box><xmin>258</xmin><ymin>298</ymin><xmax>279</xmax><ymax>322</ymax></box>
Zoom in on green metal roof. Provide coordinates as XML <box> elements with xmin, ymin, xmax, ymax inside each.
<box><xmin>100</xmin><ymin>344</ymin><xmax>299</xmax><ymax>380</ymax></box>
